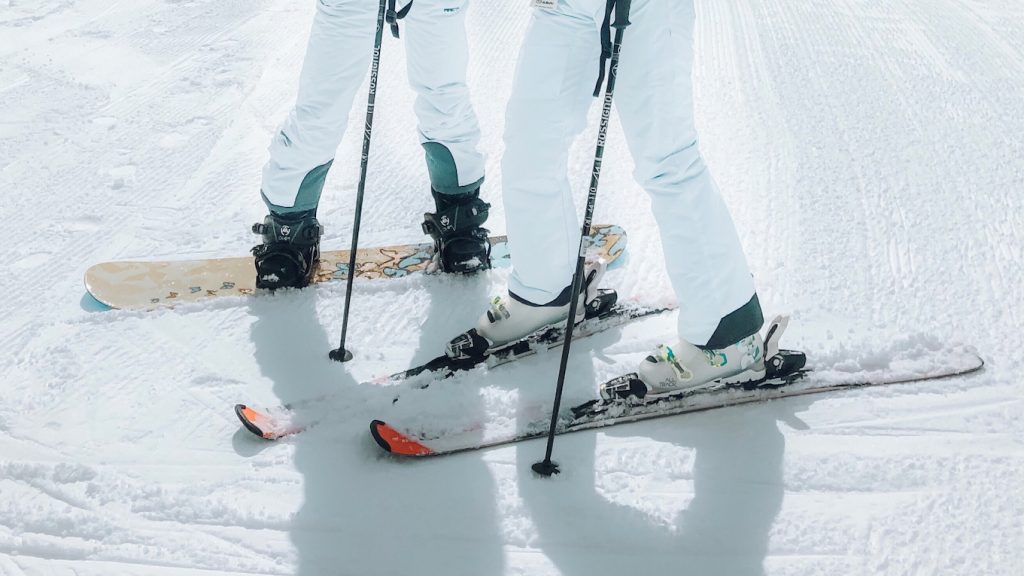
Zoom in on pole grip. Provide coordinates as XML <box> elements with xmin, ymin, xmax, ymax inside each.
<box><xmin>612</xmin><ymin>0</ymin><xmax>631</xmax><ymax>29</ymax></box>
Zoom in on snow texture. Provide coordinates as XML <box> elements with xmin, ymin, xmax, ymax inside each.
<box><xmin>1</xmin><ymin>0</ymin><xmax>1022</xmax><ymax>575</ymax></box>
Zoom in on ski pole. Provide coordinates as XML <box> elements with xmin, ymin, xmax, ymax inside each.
<box><xmin>330</xmin><ymin>0</ymin><xmax>388</xmax><ymax>363</ymax></box>
<box><xmin>533</xmin><ymin>0</ymin><xmax>632</xmax><ymax>477</ymax></box>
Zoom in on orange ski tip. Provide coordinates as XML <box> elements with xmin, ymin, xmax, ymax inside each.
<box><xmin>370</xmin><ymin>420</ymin><xmax>434</xmax><ymax>456</ymax></box>
<box><xmin>235</xmin><ymin>404</ymin><xmax>275</xmax><ymax>440</ymax></box>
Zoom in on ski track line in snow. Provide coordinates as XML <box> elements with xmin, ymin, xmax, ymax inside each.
<box><xmin>0</xmin><ymin>455</ymin><xmax>301</xmax><ymax>572</ymax></box>
<box><xmin>804</xmin><ymin>391</ymin><xmax>1021</xmax><ymax>432</ymax></box>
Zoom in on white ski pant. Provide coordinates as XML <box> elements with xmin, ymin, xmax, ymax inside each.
<box><xmin>503</xmin><ymin>0</ymin><xmax>757</xmax><ymax>346</ymax></box>
<box><xmin>261</xmin><ymin>0</ymin><xmax>485</xmax><ymax>210</ymax></box>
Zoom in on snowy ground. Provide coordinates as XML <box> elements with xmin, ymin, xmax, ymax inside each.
<box><xmin>2</xmin><ymin>0</ymin><xmax>1023</xmax><ymax>574</ymax></box>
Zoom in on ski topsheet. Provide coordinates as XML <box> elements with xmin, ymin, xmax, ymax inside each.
<box><xmin>370</xmin><ymin>342</ymin><xmax>984</xmax><ymax>458</ymax></box>
<box><xmin>235</xmin><ymin>296</ymin><xmax>674</xmax><ymax>440</ymax></box>
<box><xmin>85</xmin><ymin>224</ymin><xmax>627</xmax><ymax>310</ymax></box>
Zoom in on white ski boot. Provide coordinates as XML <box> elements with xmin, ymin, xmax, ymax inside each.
<box><xmin>600</xmin><ymin>316</ymin><xmax>794</xmax><ymax>402</ymax></box>
<box><xmin>634</xmin><ymin>333</ymin><xmax>766</xmax><ymax>397</ymax></box>
<box><xmin>446</xmin><ymin>260</ymin><xmax>607</xmax><ymax>359</ymax></box>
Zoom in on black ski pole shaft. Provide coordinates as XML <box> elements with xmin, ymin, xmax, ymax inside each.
<box><xmin>330</xmin><ymin>0</ymin><xmax>388</xmax><ymax>363</ymax></box>
<box><xmin>533</xmin><ymin>0</ymin><xmax>631</xmax><ymax>477</ymax></box>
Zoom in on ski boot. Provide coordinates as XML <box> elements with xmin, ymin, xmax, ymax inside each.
<box><xmin>251</xmin><ymin>209</ymin><xmax>323</xmax><ymax>290</ymax></box>
<box><xmin>446</xmin><ymin>261</ymin><xmax>609</xmax><ymax>360</ymax></box>
<box><xmin>422</xmin><ymin>188</ymin><xmax>491</xmax><ymax>274</ymax></box>
<box><xmin>599</xmin><ymin>315</ymin><xmax>806</xmax><ymax>404</ymax></box>
<box><xmin>598</xmin><ymin>334</ymin><xmax>765</xmax><ymax>403</ymax></box>
<box><xmin>634</xmin><ymin>333</ymin><xmax>765</xmax><ymax>395</ymax></box>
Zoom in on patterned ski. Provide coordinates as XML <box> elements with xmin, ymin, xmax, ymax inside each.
<box><xmin>85</xmin><ymin>224</ymin><xmax>627</xmax><ymax>310</ymax></box>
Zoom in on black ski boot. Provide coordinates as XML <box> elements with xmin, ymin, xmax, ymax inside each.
<box><xmin>422</xmin><ymin>188</ymin><xmax>491</xmax><ymax>274</ymax></box>
<box><xmin>251</xmin><ymin>209</ymin><xmax>323</xmax><ymax>290</ymax></box>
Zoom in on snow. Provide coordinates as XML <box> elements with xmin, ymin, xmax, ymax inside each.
<box><xmin>1</xmin><ymin>0</ymin><xmax>1022</xmax><ymax>574</ymax></box>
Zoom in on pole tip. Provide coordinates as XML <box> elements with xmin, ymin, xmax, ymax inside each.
<box><xmin>329</xmin><ymin>348</ymin><xmax>354</xmax><ymax>363</ymax></box>
<box><xmin>532</xmin><ymin>460</ymin><xmax>561</xmax><ymax>477</ymax></box>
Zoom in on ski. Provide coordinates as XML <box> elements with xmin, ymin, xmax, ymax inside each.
<box><xmin>235</xmin><ymin>294</ymin><xmax>674</xmax><ymax>440</ymax></box>
<box><xmin>370</xmin><ymin>334</ymin><xmax>984</xmax><ymax>458</ymax></box>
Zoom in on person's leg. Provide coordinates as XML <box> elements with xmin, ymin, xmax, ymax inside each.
<box><xmin>599</xmin><ymin>0</ymin><xmax>764</xmax><ymax>392</ymax></box>
<box><xmin>404</xmin><ymin>0</ymin><xmax>491</xmax><ymax>272</ymax></box>
<box><xmin>403</xmin><ymin>0</ymin><xmax>485</xmax><ymax>195</ymax></box>
<box><xmin>614</xmin><ymin>0</ymin><xmax>762</xmax><ymax>348</ymax></box>
<box><xmin>460</xmin><ymin>0</ymin><xmax>608</xmax><ymax>350</ymax></box>
<box><xmin>259</xmin><ymin>0</ymin><xmax>378</xmax><ymax>214</ymax></box>
<box><xmin>253</xmin><ymin>0</ymin><xmax>377</xmax><ymax>289</ymax></box>
<box><xmin>502</xmin><ymin>0</ymin><xmax>604</xmax><ymax>305</ymax></box>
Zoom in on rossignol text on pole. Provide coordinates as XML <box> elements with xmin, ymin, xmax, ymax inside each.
<box><xmin>532</xmin><ymin>0</ymin><xmax>633</xmax><ymax>476</ymax></box>
<box><xmin>330</xmin><ymin>0</ymin><xmax>389</xmax><ymax>363</ymax></box>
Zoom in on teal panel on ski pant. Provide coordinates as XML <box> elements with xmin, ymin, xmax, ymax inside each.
<box><xmin>423</xmin><ymin>142</ymin><xmax>484</xmax><ymax>195</ymax></box>
<box><xmin>704</xmin><ymin>294</ymin><xmax>764</xmax><ymax>350</ymax></box>
<box><xmin>405</xmin><ymin>1</ymin><xmax>485</xmax><ymax>194</ymax></box>
<box><xmin>260</xmin><ymin>0</ymin><xmax>485</xmax><ymax>209</ymax></box>
<box><xmin>262</xmin><ymin>160</ymin><xmax>333</xmax><ymax>214</ymax></box>
<box><xmin>502</xmin><ymin>0</ymin><xmax>761</xmax><ymax>346</ymax></box>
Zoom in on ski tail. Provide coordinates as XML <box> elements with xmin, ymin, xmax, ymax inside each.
<box><xmin>370</xmin><ymin>420</ymin><xmax>435</xmax><ymax>456</ymax></box>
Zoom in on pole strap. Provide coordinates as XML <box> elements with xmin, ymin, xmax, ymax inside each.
<box><xmin>386</xmin><ymin>0</ymin><xmax>414</xmax><ymax>38</ymax></box>
<box><xmin>592</xmin><ymin>0</ymin><xmax>615</xmax><ymax>97</ymax></box>
<box><xmin>592</xmin><ymin>0</ymin><xmax>632</xmax><ymax>96</ymax></box>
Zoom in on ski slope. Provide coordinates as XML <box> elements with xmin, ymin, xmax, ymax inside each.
<box><xmin>1</xmin><ymin>0</ymin><xmax>1022</xmax><ymax>574</ymax></box>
